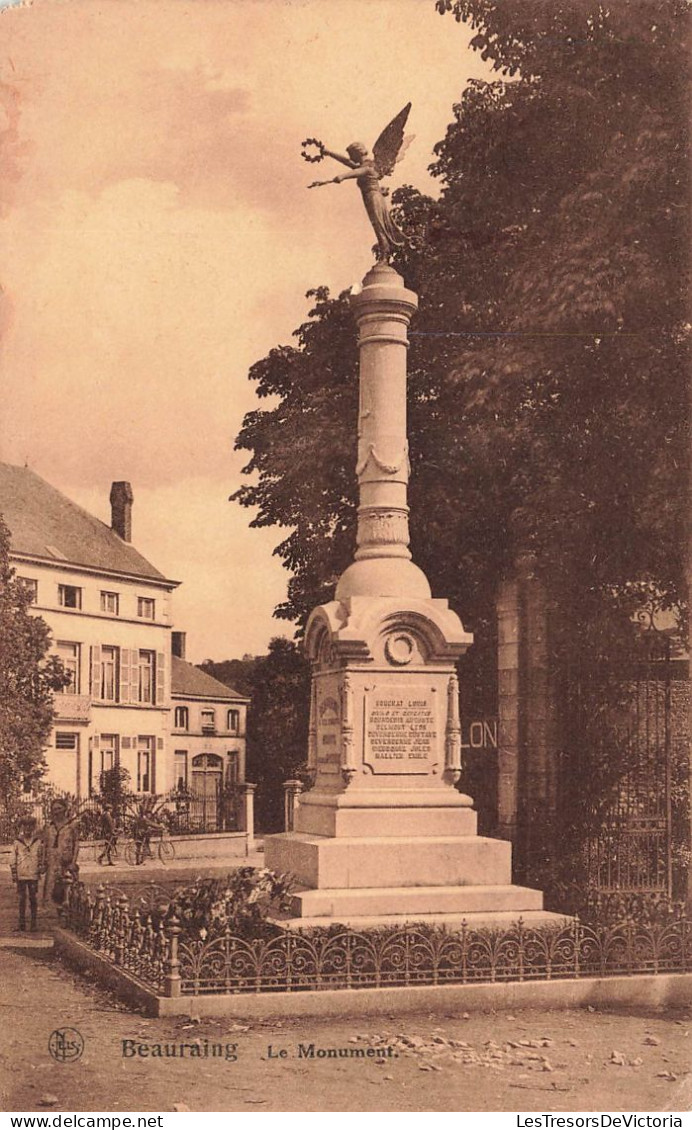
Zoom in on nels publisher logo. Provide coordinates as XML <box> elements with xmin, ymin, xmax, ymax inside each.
<box><xmin>48</xmin><ymin>1028</ymin><xmax>85</xmax><ymax>1063</ymax></box>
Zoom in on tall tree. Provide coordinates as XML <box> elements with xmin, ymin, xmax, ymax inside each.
<box><xmin>233</xmin><ymin>1</ymin><xmax>689</xmax><ymax>642</ymax></box>
<box><xmin>0</xmin><ymin>516</ymin><xmax>67</xmax><ymax>798</ymax></box>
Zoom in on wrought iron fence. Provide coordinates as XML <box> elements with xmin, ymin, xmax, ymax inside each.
<box><xmin>60</xmin><ymin>881</ymin><xmax>692</xmax><ymax>1000</ymax></box>
<box><xmin>523</xmin><ymin>627</ymin><xmax>690</xmax><ymax>909</ymax></box>
<box><xmin>163</xmin><ymin>786</ymin><xmax>242</xmax><ymax>835</ymax></box>
<box><xmin>0</xmin><ymin>786</ymin><xmax>244</xmax><ymax>845</ymax></box>
<box><xmin>62</xmin><ymin>881</ymin><xmax>171</xmax><ymax>993</ymax></box>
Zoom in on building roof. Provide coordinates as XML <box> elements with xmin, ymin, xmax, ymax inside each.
<box><xmin>171</xmin><ymin>656</ymin><xmax>249</xmax><ymax>702</ymax></box>
<box><xmin>0</xmin><ymin>463</ymin><xmax>170</xmax><ymax>583</ymax></box>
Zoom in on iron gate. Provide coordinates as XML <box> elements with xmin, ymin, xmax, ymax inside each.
<box><xmin>562</xmin><ymin>629</ymin><xmax>686</xmax><ymax>901</ymax></box>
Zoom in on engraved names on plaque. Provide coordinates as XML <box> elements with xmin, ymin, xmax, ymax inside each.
<box><xmin>364</xmin><ymin>684</ymin><xmax>438</xmax><ymax>774</ymax></box>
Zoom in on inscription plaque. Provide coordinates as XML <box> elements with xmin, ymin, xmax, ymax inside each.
<box><xmin>364</xmin><ymin>684</ymin><xmax>438</xmax><ymax>774</ymax></box>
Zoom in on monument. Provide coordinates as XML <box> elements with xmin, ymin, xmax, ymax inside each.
<box><xmin>265</xmin><ymin>109</ymin><xmax>553</xmax><ymax>927</ymax></box>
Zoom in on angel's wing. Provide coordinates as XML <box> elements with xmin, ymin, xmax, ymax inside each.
<box><xmin>372</xmin><ymin>102</ymin><xmax>412</xmax><ymax>178</ymax></box>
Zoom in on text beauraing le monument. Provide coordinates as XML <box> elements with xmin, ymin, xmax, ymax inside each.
<box><xmin>265</xmin><ymin>107</ymin><xmax>557</xmax><ymax>927</ymax></box>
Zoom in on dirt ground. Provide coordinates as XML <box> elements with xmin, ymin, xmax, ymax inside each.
<box><xmin>0</xmin><ymin>946</ymin><xmax>690</xmax><ymax>1114</ymax></box>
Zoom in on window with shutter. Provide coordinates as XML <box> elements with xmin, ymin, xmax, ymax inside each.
<box><xmin>100</xmin><ymin>646</ymin><xmax>119</xmax><ymax>701</ymax></box>
<box><xmin>156</xmin><ymin>652</ymin><xmax>165</xmax><ymax>705</ymax></box>
<box><xmin>137</xmin><ymin>651</ymin><xmax>155</xmax><ymax>704</ymax></box>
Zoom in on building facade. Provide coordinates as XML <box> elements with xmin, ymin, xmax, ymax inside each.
<box><xmin>0</xmin><ymin>464</ymin><xmax>247</xmax><ymax>803</ymax></box>
<box><xmin>170</xmin><ymin>632</ymin><xmax>249</xmax><ymax>829</ymax></box>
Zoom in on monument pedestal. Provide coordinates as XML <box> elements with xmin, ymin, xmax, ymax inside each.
<box><xmin>265</xmin><ymin>263</ymin><xmax>556</xmax><ymax>928</ymax></box>
<box><xmin>265</xmin><ymin>597</ymin><xmax>554</xmax><ymax>928</ymax></box>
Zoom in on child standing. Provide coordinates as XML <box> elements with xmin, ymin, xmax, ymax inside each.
<box><xmin>11</xmin><ymin>815</ymin><xmax>44</xmax><ymax>932</ymax></box>
<box><xmin>97</xmin><ymin>804</ymin><xmax>117</xmax><ymax>866</ymax></box>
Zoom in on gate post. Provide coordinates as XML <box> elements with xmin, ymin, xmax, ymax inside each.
<box><xmin>164</xmin><ymin>915</ymin><xmax>182</xmax><ymax>998</ymax></box>
<box><xmin>241</xmin><ymin>783</ymin><xmax>257</xmax><ymax>854</ymax></box>
<box><xmin>283</xmin><ymin>779</ymin><xmax>304</xmax><ymax>832</ymax></box>
<box><xmin>497</xmin><ymin>551</ymin><xmax>559</xmax><ymax>880</ymax></box>
<box><xmin>497</xmin><ymin>575</ymin><xmax>520</xmax><ymax>844</ymax></box>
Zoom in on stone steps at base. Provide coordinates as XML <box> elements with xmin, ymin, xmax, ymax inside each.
<box><xmin>272</xmin><ymin>909</ymin><xmax>571</xmax><ymax>930</ymax></box>
<box><xmin>291</xmin><ymin>882</ymin><xmax>544</xmax><ymax>918</ymax></box>
<box><xmin>265</xmin><ymin>833</ymin><xmax>513</xmax><ymax>889</ymax></box>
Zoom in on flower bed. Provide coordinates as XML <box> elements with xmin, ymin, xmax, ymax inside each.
<box><xmin>59</xmin><ymin>877</ymin><xmax>692</xmax><ymax>999</ymax></box>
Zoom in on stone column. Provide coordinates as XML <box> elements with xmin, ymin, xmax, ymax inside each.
<box><xmin>336</xmin><ymin>262</ymin><xmax>430</xmax><ymax>602</ymax></box>
<box><xmin>283</xmin><ymin>779</ymin><xmax>304</xmax><ymax>832</ymax></box>
<box><xmin>496</xmin><ymin>554</ymin><xmax>559</xmax><ymax>876</ymax></box>
<box><xmin>497</xmin><ymin>576</ymin><xmax>520</xmax><ymax>842</ymax></box>
<box><xmin>241</xmin><ymin>783</ymin><xmax>256</xmax><ymax>854</ymax></box>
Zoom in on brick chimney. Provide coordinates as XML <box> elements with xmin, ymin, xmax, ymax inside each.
<box><xmin>110</xmin><ymin>481</ymin><xmax>134</xmax><ymax>542</ymax></box>
<box><xmin>172</xmin><ymin>631</ymin><xmax>186</xmax><ymax>660</ymax></box>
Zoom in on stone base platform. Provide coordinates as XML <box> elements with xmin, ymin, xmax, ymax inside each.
<box><xmin>273</xmin><ymin>908</ymin><xmax>568</xmax><ymax>930</ymax></box>
<box><xmin>265</xmin><ymin>831</ymin><xmax>553</xmax><ymax>929</ymax></box>
<box><xmin>266</xmin><ymin>832</ymin><xmax>513</xmax><ymax>890</ymax></box>
<box><xmin>294</xmin><ymin>788</ymin><xmax>478</xmax><ymax>838</ymax></box>
<box><xmin>288</xmin><ymin>882</ymin><xmax>544</xmax><ymax>919</ymax></box>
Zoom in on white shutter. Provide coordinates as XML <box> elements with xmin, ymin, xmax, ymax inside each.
<box><xmin>90</xmin><ymin>645</ymin><xmax>101</xmax><ymax>699</ymax></box>
<box><xmin>120</xmin><ymin>648</ymin><xmax>131</xmax><ymax>704</ymax></box>
<box><xmin>156</xmin><ymin>652</ymin><xmax>166</xmax><ymax>706</ymax></box>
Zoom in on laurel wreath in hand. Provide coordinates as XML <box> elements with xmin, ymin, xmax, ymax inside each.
<box><xmin>301</xmin><ymin>138</ymin><xmax>325</xmax><ymax>163</ymax></box>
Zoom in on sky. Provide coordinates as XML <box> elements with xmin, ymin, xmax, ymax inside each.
<box><xmin>0</xmin><ymin>0</ymin><xmax>489</xmax><ymax>662</ymax></box>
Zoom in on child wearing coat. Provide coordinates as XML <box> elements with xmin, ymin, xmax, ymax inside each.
<box><xmin>11</xmin><ymin>815</ymin><xmax>44</xmax><ymax>932</ymax></box>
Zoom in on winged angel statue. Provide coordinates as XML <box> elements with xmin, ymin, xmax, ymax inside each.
<box><xmin>303</xmin><ymin>104</ymin><xmax>413</xmax><ymax>262</ymax></box>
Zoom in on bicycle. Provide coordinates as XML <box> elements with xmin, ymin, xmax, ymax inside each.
<box><xmin>123</xmin><ymin>831</ymin><xmax>175</xmax><ymax>866</ymax></box>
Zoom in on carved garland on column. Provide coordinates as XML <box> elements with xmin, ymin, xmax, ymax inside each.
<box><xmin>445</xmin><ymin>672</ymin><xmax>462</xmax><ymax>783</ymax></box>
<box><xmin>356</xmin><ymin>441</ymin><xmax>410</xmax><ymax>478</ymax></box>
<box><xmin>340</xmin><ymin>672</ymin><xmax>356</xmax><ymax>784</ymax></box>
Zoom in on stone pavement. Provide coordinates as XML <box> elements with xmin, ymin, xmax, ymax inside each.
<box><xmin>1</xmin><ymin>941</ymin><xmax>690</xmax><ymax>1113</ymax></box>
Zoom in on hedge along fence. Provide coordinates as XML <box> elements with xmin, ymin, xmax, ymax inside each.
<box><xmin>59</xmin><ymin>881</ymin><xmax>692</xmax><ymax>1000</ymax></box>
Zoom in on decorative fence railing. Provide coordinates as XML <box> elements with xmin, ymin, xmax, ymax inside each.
<box><xmin>60</xmin><ymin>882</ymin><xmax>692</xmax><ymax>1000</ymax></box>
<box><xmin>0</xmin><ymin>786</ymin><xmax>247</xmax><ymax>845</ymax></box>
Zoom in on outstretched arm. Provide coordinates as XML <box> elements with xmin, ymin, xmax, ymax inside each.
<box><xmin>308</xmin><ymin>165</ymin><xmax>364</xmax><ymax>189</ymax></box>
<box><xmin>322</xmin><ymin>147</ymin><xmax>358</xmax><ymax>168</ymax></box>
<box><xmin>332</xmin><ymin>167</ymin><xmax>363</xmax><ymax>182</ymax></box>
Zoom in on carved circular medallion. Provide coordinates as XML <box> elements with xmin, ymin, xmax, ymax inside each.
<box><xmin>385</xmin><ymin>632</ymin><xmax>414</xmax><ymax>666</ymax></box>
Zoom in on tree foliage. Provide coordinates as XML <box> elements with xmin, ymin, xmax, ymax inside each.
<box><xmin>233</xmin><ymin>289</ymin><xmax>359</xmax><ymax>625</ymax></box>
<box><xmin>204</xmin><ymin>639</ymin><xmax>311</xmax><ymax>831</ymax></box>
<box><xmin>0</xmin><ymin>516</ymin><xmax>68</xmax><ymax>798</ymax></box>
<box><xmin>233</xmin><ymin>1</ymin><xmax>689</xmax><ymax>640</ymax></box>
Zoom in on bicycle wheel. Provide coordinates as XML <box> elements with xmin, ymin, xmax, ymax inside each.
<box><xmin>158</xmin><ymin>840</ymin><xmax>175</xmax><ymax>864</ymax></box>
<box><xmin>124</xmin><ymin>840</ymin><xmax>139</xmax><ymax>866</ymax></box>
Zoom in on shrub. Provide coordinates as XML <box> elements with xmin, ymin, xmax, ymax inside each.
<box><xmin>167</xmin><ymin>868</ymin><xmax>293</xmax><ymax>940</ymax></box>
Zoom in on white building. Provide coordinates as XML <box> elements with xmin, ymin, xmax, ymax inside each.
<box><xmin>171</xmin><ymin>632</ymin><xmax>249</xmax><ymax>829</ymax></box>
<box><xmin>0</xmin><ymin>464</ymin><xmax>247</xmax><ymax>804</ymax></box>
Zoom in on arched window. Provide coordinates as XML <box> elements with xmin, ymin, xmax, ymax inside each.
<box><xmin>192</xmin><ymin>753</ymin><xmax>223</xmax><ymax>773</ymax></box>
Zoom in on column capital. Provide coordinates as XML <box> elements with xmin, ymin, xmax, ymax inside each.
<box><xmin>350</xmin><ymin>263</ymin><xmax>418</xmax><ymax>324</ymax></box>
